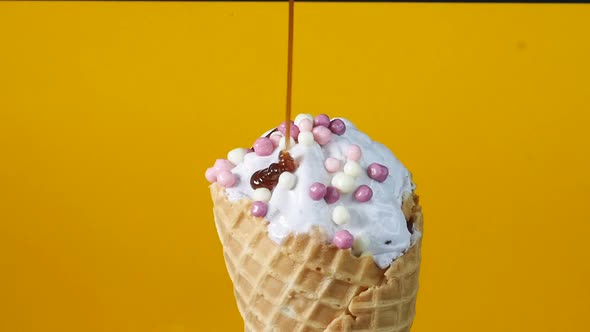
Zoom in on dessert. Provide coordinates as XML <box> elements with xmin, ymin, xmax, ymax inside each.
<box><xmin>206</xmin><ymin>114</ymin><xmax>423</xmax><ymax>331</ymax></box>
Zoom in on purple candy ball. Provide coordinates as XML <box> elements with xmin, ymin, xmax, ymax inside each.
<box><xmin>353</xmin><ymin>185</ymin><xmax>373</xmax><ymax>202</ymax></box>
<box><xmin>278</xmin><ymin>120</ymin><xmax>300</xmax><ymax>140</ymax></box>
<box><xmin>309</xmin><ymin>182</ymin><xmax>327</xmax><ymax>201</ymax></box>
<box><xmin>328</xmin><ymin>119</ymin><xmax>346</xmax><ymax>136</ymax></box>
<box><xmin>324</xmin><ymin>186</ymin><xmax>340</xmax><ymax>204</ymax></box>
<box><xmin>333</xmin><ymin>230</ymin><xmax>354</xmax><ymax>249</ymax></box>
<box><xmin>314</xmin><ymin>114</ymin><xmax>330</xmax><ymax>127</ymax></box>
<box><xmin>367</xmin><ymin>163</ymin><xmax>389</xmax><ymax>183</ymax></box>
<box><xmin>251</xmin><ymin>201</ymin><xmax>268</xmax><ymax>217</ymax></box>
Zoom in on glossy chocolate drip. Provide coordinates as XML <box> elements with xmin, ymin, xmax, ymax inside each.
<box><xmin>250</xmin><ymin>150</ymin><xmax>296</xmax><ymax>190</ymax></box>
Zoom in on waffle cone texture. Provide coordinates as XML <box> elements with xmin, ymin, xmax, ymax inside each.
<box><xmin>211</xmin><ymin>184</ymin><xmax>423</xmax><ymax>332</ymax></box>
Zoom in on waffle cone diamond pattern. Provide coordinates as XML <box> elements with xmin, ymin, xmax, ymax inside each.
<box><xmin>211</xmin><ymin>184</ymin><xmax>422</xmax><ymax>331</ymax></box>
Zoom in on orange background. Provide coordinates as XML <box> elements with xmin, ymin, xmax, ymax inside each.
<box><xmin>1</xmin><ymin>2</ymin><xmax>589</xmax><ymax>331</ymax></box>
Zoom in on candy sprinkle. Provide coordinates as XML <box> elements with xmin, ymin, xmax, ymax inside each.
<box><xmin>217</xmin><ymin>170</ymin><xmax>236</xmax><ymax>188</ymax></box>
<box><xmin>251</xmin><ymin>201</ymin><xmax>268</xmax><ymax>217</ymax></box>
<box><xmin>253</xmin><ymin>188</ymin><xmax>272</xmax><ymax>202</ymax></box>
<box><xmin>332</xmin><ymin>206</ymin><xmax>350</xmax><ymax>225</ymax></box>
<box><xmin>333</xmin><ymin>230</ymin><xmax>354</xmax><ymax>249</ymax></box>
<box><xmin>343</xmin><ymin>160</ymin><xmax>362</xmax><ymax>177</ymax></box>
<box><xmin>328</xmin><ymin>118</ymin><xmax>346</xmax><ymax>135</ymax></box>
<box><xmin>346</xmin><ymin>144</ymin><xmax>362</xmax><ymax>161</ymax></box>
<box><xmin>314</xmin><ymin>114</ymin><xmax>330</xmax><ymax>127</ymax></box>
<box><xmin>312</xmin><ymin>126</ymin><xmax>332</xmax><ymax>146</ymax></box>
<box><xmin>367</xmin><ymin>163</ymin><xmax>389</xmax><ymax>183</ymax></box>
<box><xmin>253</xmin><ymin>137</ymin><xmax>274</xmax><ymax>156</ymax></box>
<box><xmin>205</xmin><ymin>167</ymin><xmax>218</xmax><ymax>183</ymax></box>
<box><xmin>309</xmin><ymin>182</ymin><xmax>327</xmax><ymax>200</ymax></box>
<box><xmin>278</xmin><ymin>120</ymin><xmax>300</xmax><ymax>140</ymax></box>
<box><xmin>324</xmin><ymin>186</ymin><xmax>340</xmax><ymax>204</ymax></box>
<box><xmin>353</xmin><ymin>185</ymin><xmax>373</xmax><ymax>202</ymax></box>
<box><xmin>298</xmin><ymin>118</ymin><xmax>313</xmax><ymax>132</ymax></box>
<box><xmin>324</xmin><ymin>157</ymin><xmax>341</xmax><ymax>173</ymax></box>
<box><xmin>331</xmin><ymin>172</ymin><xmax>355</xmax><ymax>194</ymax></box>
<box><xmin>277</xmin><ymin>172</ymin><xmax>297</xmax><ymax>190</ymax></box>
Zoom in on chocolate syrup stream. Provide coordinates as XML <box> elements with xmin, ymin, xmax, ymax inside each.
<box><xmin>284</xmin><ymin>0</ymin><xmax>294</xmax><ymax>149</ymax></box>
<box><xmin>249</xmin><ymin>0</ymin><xmax>297</xmax><ymax>190</ymax></box>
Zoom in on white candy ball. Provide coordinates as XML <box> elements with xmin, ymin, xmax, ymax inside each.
<box><xmin>279</xmin><ymin>136</ymin><xmax>296</xmax><ymax>150</ymax></box>
<box><xmin>332</xmin><ymin>206</ymin><xmax>350</xmax><ymax>225</ymax></box>
<box><xmin>227</xmin><ymin>148</ymin><xmax>248</xmax><ymax>165</ymax></box>
<box><xmin>331</xmin><ymin>172</ymin><xmax>355</xmax><ymax>193</ymax></box>
<box><xmin>298</xmin><ymin>131</ymin><xmax>315</xmax><ymax>146</ymax></box>
<box><xmin>294</xmin><ymin>113</ymin><xmax>314</xmax><ymax>126</ymax></box>
<box><xmin>343</xmin><ymin>160</ymin><xmax>362</xmax><ymax>177</ymax></box>
<box><xmin>253</xmin><ymin>188</ymin><xmax>272</xmax><ymax>202</ymax></box>
<box><xmin>352</xmin><ymin>234</ymin><xmax>369</xmax><ymax>256</ymax></box>
<box><xmin>278</xmin><ymin>172</ymin><xmax>296</xmax><ymax>190</ymax></box>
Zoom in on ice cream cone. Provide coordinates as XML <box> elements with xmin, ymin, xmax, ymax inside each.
<box><xmin>211</xmin><ymin>183</ymin><xmax>423</xmax><ymax>331</ymax></box>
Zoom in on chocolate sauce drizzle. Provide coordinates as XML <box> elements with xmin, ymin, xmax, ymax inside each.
<box><xmin>249</xmin><ymin>0</ymin><xmax>297</xmax><ymax>191</ymax></box>
<box><xmin>250</xmin><ymin>150</ymin><xmax>296</xmax><ymax>190</ymax></box>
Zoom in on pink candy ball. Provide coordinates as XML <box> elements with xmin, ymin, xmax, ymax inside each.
<box><xmin>298</xmin><ymin>118</ymin><xmax>313</xmax><ymax>132</ymax></box>
<box><xmin>217</xmin><ymin>170</ymin><xmax>236</xmax><ymax>187</ymax></box>
<box><xmin>270</xmin><ymin>133</ymin><xmax>282</xmax><ymax>148</ymax></box>
<box><xmin>205</xmin><ymin>167</ymin><xmax>218</xmax><ymax>183</ymax></box>
<box><xmin>367</xmin><ymin>163</ymin><xmax>389</xmax><ymax>183</ymax></box>
<box><xmin>251</xmin><ymin>201</ymin><xmax>268</xmax><ymax>217</ymax></box>
<box><xmin>328</xmin><ymin>119</ymin><xmax>346</xmax><ymax>135</ymax></box>
<box><xmin>314</xmin><ymin>114</ymin><xmax>330</xmax><ymax>127</ymax></box>
<box><xmin>214</xmin><ymin>158</ymin><xmax>234</xmax><ymax>171</ymax></box>
<box><xmin>312</xmin><ymin>126</ymin><xmax>332</xmax><ymax>146</ymax></box>
<box><xmin>324</xmin><ymin>186</ymin><xmax>340</xmax><ymax>204</ymax></box>
<box><xmin>333</xmin><ymin>230</ymin><xmax>354</xmax><ymax>249</ymax></box>
<box><xmin>353</xmin><ymin>185</ymin><xmax>373</xmax><ymax>202</ymax></box>
<box><xmin>324</xmin><ymin>157</ymin><xmax>341</xmax><ymax>173</ymax></box>
<box><xmin>346</xmin><ymin>144</ymin><xmax>362</xmax><ymax>161</ymax></box>
<box><xmin>309</xmin><ymin>182</ymin><xmax>327</xmax><ymax>200</ymax></box>
<box><xmin>278</xmin><ymin>121</ymin><xmax>300</xmax><ymax>140</ymax></box>
<box><xmin>253</xmin><ymin>137</ymin><xmax>274</xmax><ymax>156</ymax></box>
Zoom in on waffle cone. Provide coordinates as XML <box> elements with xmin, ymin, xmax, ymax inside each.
<box><xmin>211</xmin><ymin>184</ymin><xmax>423</xmax><ymax>331</ymax></box>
